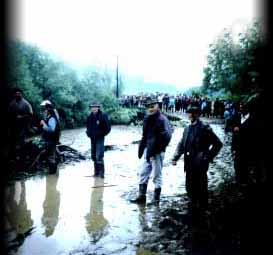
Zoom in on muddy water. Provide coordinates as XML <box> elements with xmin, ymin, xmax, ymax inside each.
<box><xmin>4</xmin><ymin>123</ymin><xmax>228</xmax><ymax>255</ymax></box>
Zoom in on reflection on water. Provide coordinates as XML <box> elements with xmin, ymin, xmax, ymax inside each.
<box><xmin>5</xmin><ymin>181</ymin><xmax>34</xmax><ymax>235</ymax></box>
<box><xmin>42</xmin><ymin>174</ymin><xmax>60</xmax><ymax>237</ymax></box>
<box><xmin>85</xmin><ymin>178</ymin><xmax>108</xmax><ymax>243</ymax></box>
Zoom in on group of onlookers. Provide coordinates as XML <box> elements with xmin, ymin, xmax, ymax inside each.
<box><xmin>119</xmin><ymin>93</ymin><xmax>242</xmax><ymax>122</ymax></box>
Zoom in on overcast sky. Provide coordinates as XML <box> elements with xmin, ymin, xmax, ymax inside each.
<box><xmin>11</xmin><ymin>0</ymin><xmax>259</xmax><ymax>89</ymax></box>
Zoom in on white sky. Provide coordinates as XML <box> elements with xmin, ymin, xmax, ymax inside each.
<box><xmin>12</xmin><ymin>0</ymin><xmax>259</xmax><ymax>88</ymax></box>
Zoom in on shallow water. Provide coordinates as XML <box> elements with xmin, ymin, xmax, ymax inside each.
<box><xmin>4</xmin><ymin>123</ymin><xmax>228</xmax><ymax>255</ymax></box>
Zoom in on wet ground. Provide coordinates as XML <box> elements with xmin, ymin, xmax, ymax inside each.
<box><xmin>4</xmin><ymin>116</ymin><xmax>232</xmax><ymax>255</ymax></box>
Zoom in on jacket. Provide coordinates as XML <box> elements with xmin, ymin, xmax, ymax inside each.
<box><xmin>42</xmin><ymin>115</ymin><xmax>61</xmax><ymax>143</ymax></box>
<box><xmin>138</xmin><ymin>111</ymin><xmax>172</xmax><ymax>160</ymax></box>
<box><xmin>173</xmin><ymin>119</ymin><xmax>222</xmax><ymax>166</ymax></box>
<box><xmin>86</xmin><ymin>110</ymin><xmax>111</xmax><ymax>139</ymax></box>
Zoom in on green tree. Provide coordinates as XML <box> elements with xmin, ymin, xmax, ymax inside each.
<box><xmin>202</xmin><ymin>21</ymin><xmax>264</xmax><ymax>101</ymax></box>
<box><xmin>6</xmin><ymin>41</ymin><xmax>42</xmax><ymax>113</ymax></box>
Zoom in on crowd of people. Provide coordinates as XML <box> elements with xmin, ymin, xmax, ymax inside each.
<box><xmin>120</xmin><ymin>93</ymin><xmax>244</xmax><ymax>131</ymax></box>
<box><xmin>120</xmin><ymin>93</ymin><xmax>232</xmax><ymax>116</ymax></box>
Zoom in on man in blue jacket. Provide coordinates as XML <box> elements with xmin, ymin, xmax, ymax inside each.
<box><xmin>86</xmin><ymin>102</ymin><xmax>111</xmax><ymax>178</ymax></box>
<box><xmin>130</xmin><ymin>98</ymin><xmax>172</xmax><ymax>204</ymax></box>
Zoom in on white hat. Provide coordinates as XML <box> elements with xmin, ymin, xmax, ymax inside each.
<box><xmin>40</xmin><ymin>100</ymin><xmax>52</xmax><ymax>106</ymax></box>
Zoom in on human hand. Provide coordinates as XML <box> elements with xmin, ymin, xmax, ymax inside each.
<box><xmin>40</xmin><ymin>120</ymin><xmax>45</xmax><ymax>126</ymax></box>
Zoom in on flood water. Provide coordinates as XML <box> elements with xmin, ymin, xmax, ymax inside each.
<box><xmin>4</xmin><ymin>122</ymin><xmax>229</xmax><ymax>255</ymax></box>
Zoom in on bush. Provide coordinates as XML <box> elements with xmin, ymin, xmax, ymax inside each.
<box><xmin>108</xmin><ymin>108</ymin><xmax>138</xmax><ymax>125</ymax></box>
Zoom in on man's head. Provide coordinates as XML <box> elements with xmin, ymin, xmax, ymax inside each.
<box><xmin>40</xmin><ymin>100</ymin><xmax>52</xmax><ymax>115</ymax></box>
<box><xmin>44</xmin><ymin>103</ymin><xmax>54</xmax><ymax>116</ymax></box>
<box><xmin>145</xmin><ymin>98</ymin><xmax>159</xmax><ymax>115</ymax></box>
<box><xmin>13</xmin><ymin>88</ymin><xmax>23</xmax><ymax>101</ymax></box>
<box><xmin>89</xmin><ymin>102</ymin><xmax>101</xmax><ymax>114</ymax></box>
<box><xmin>186</xmin><ymin>105</ymin><xmax>201</xmax><ymax>123</ymax></box>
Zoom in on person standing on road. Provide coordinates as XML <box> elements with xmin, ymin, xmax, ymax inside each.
<box><xmin>172</xmin><ymin>105</ymin><xmax>222</xmax><ymax>209</ymax></box>
<box><xmin>86</xmin><ymin>102</ymin><xmax>111</xmax><ymax>178</ymax></box>
<box><xmin>130</xmin><ymin>98</ymin><xmax>172</xmax><ymax>205</ymax></box>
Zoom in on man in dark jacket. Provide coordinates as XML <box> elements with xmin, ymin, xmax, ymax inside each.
<box><xmin>8</xmin><ymin>87</ymin><xmax>33</xmax><ymax>159</ymax></box>
<box><xmin>172</xmin><ymin>105</ymin><xmax>222</xmax><ymax>209</ymax></box>
<box><xmin>231</xmin><ymin>97</ymin><xmax>267</xmax><ymax>188</ymax></box>
<box><xmin>86</xmin><ymin>102</ymin><xmax>111</xmax><ymax>178</ymax></box>
<box><xmin>130</xmin><ymin>98</ymin><xmax>172</xmax><ymax>204</ymax></box>
<box><xmin>40</xmin><ymin>103</ymin><xmax>61</xmax><ymax>174</ymax></box>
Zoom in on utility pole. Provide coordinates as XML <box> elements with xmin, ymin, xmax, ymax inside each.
<box><xmin>116</xmin><ymin>56</ymin><xmax>119</xmax><ymax>98</ymax></box>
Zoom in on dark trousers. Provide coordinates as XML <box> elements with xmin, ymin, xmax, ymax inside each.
<box><xmin>234</xmin><ymin>156</ymin><xmax>248</xmax><ymax>186</ymax></box>
<box><xmin>91</xmin><ymin>137</ymin><xmax>105</xmax><ymax>175</ymax></box>
<box><xmin>45</xmin><ymin>141</ymin><xmax>57</xmax><ymax>173</ymax></box>
<box><xmin>46</xmin><ymin>141</ymin><xmax>56</xmax><ymax>163</ymax></box>
<box><xmin>185</xmin><ymin>159</ymin><xmax>209</xmax><ymax>208</ymax></box>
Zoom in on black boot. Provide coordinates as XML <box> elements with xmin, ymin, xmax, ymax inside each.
<box><xmin>150</xmin><ymin>188</ymin><xmax>161</xmax><ymax>205</ymax></box>
<box><xmin>49</xmin><ymin>163</ymin><xmax>57</xmax><ymax>174</ymax></box>
<box><xmin>93</xmin><ymin>162</ymin><xmax>99</xmax><ymax>177</ymax></box>
<box><xmin>99</xmin><ymin>164</ymin><xmax>105</xmax><ymax>178</ymax></box>
<box><xmin>130</xmin><ymin>184</ymin><xmax>147</xmax><ymax>204</ymax></box>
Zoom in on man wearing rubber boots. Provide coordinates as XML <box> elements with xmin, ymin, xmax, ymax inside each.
<box><xmin>130</xmin><ymin>98</ymin><xmax>172</xmax><ymax>205</ymax></box>
<box><xmin>172</xmin><ymin>105</ymin><xmax>222</xmax><ymax>209</ymax></box>
<box><xmin>86</xmin><ymin>102</ymin><xmax>111</xmax><ymax>178</ymax></box>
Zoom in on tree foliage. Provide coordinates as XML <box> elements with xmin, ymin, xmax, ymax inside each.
<box><xmin>7</xmin><ymin>40</ymin><xmax>128</xmax><ymax>128</ymax></box>
<box><xmin>202</xmin><ymin>21</ymin><xmax>264</xmax><ymax>101</ymax></box>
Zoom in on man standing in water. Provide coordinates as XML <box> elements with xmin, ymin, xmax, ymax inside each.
<box><xmin>130</xmin><ymin>98</ymin><xmax>172</xmax><ymax>205</ymax></box>
<box><xmin>86</xmin><ymin>102</ymin><xmax>111</xmax><ymax>178</ymax></box>
<box><xmin>172</xmin><ymin>105</ymin><xmax>222</xmax><ymax>209</ymax></box>
<box><xmin>40</xmin><ymin>103</ymin><xmax>61</xmax><ymax>174</ymax></box>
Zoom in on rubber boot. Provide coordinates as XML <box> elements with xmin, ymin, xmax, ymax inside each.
<box><xmin>98</xmin><ymin>163</ymin><xmax>105</xmax><ymax>178</ymax></box>
<box><xmin>150</xmin><ymin>188</ymin><xmax>161</xmax><ymax>205</ymax></box>
<box><xmin>49</xmin><ymin>163</ymin><xmax>57</xmax><ymax>174</ymax></box>
<box><xmin>130</xmin><ymin>184</ymin><xmax>147</xmax><ymax>204</ymax></box>
<box><xmin>93</xmin><ymin>162</ymin><xmax>99</xmax><ymax>177</ymax></box>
